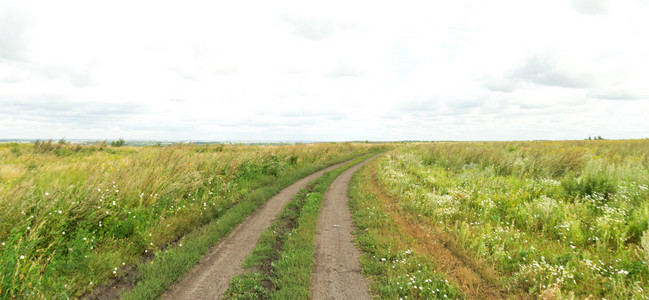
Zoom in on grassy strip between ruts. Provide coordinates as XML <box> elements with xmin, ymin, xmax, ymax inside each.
<box><xmin>348</xmin><ymin>158</ymin><xmax>465</xmax><ymax>299</ymax></box>
<box><xmin>118</xmin><ymin>151</ymin><xmax>375</xmax><ymax>299</ymax></box>
<box><xmin>224</xmin><ymin>152</ymin><xmax>379</xmax><ymax>299</ymax></box>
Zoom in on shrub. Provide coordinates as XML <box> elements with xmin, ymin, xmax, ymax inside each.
<box><xmin>111</xmin><ymin>138</ymin><xmax>126</xmax><ymax>147</ymax></box>
<box><xmin>561</xmin><ymin>172</ymin><xmax>617</xmax><ymax>201</ymax></box>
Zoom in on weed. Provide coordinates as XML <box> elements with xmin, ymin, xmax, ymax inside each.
<box><xmin>373</xmin><ymin>140</ymin><xmax>649</xmax><ymax>298</ymax></box>
<box><xmin>0</xmin><ymin>142</ymin><xmax>383</xmax><ymax>298</ymax></box>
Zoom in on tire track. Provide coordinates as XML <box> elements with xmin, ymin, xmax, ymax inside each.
<box><xmin>162</xmin><ymin>160</ymin><xmax>350</xmax><ymax>300</ymax></box>
<box><xmin>311</xmin><ymin>156</ymin><xmax>376</xmax><ymax>300</ymax></box>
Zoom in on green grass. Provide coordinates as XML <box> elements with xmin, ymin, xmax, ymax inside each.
<box><xmin>0</xmin><ymin>142</ymin><xmax>383</xmax><ymax>299</ymax></box>
<box><xmin>348</xmin><ymin>158</ymin><xmax>464</xmax><ymax>299</ymax></box>
<box><xmin>224</xmin><ymin>153</ymin><xmax>379</xmax><ymax>299</ymax></box>
<box><xmin>375</xmin><ymin>140</ymin><xmax>649</xmax><ymax>298</ymax></box>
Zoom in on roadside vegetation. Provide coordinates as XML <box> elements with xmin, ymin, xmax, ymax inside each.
<box><xmin>366</xmin><ymin>140</ymin><xmax>649</xmax><ymax>298</ymax></box>
<box><xmin>224</xmin><ymin>153</ymin><xmax>379</xmax><ymax>299</ymax></box>
<box><xmin>349</xmin><ymin>158</ymin><xmax>466</xmax><ymax>299</ymax></box>
<box><xmin>0</xmin><ymin>141</ymin><xmax>377</xmax><ymax>299</ymax></box>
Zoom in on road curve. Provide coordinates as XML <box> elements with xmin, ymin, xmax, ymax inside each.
<box><xmin>311</xmin><ymin>156</ymin><xmax>376</xmax><ymax>300</ymax></box>
<box><xmin>162</xmin><ymin>160</ymin><xmax>350</xmax><ymax>300</ymax></box>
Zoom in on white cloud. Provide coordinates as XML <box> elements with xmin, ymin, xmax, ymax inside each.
<box><xmin>572</xmin><ymin>0</ymin><xmax>608</xmax><ymax>15</ymax></box>
<box><xmin>1</xmin><ymin>0</ymin><xmax>648</xmax><ymax>141</ymax></box>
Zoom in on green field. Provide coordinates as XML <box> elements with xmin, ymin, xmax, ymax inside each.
<box><xmin>2</xmin><ymin>140</ymin><xmax>648</xmax><ymax>299</ymax></box>
<box><xmin>0</xmin><ymin>141</ymin><xmax>376</xmax><ymax>298</ymax></box>
<box><xmin>351</xmin><ymin>140</ymin><xmax>649</xmax><ymax>299</ymax></box>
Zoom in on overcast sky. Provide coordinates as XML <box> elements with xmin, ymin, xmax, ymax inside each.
<box><xmin>1</xmin><ymin>0</ymin><xmax>648</xmax><ymax>141</ymax></box>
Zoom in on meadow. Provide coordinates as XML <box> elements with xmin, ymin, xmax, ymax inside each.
<box><xmin>361</xmin><ymin>140</ymin><xmax>649</xmax><ymax>298</ymax></box>
<box><xmin>0</xmin><ymin>141</ymin><xmax>376</xmax><ymax>298</ymax></box>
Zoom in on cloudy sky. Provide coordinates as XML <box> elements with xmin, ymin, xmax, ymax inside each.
<box><xmin>1</xmin><ymin>0</ymin><xmax>648</xmax><ymax>141</ymax></box>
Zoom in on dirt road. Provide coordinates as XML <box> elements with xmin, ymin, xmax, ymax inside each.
<box><xmin>311</xmin><ymin>157</ymin><xmax>375</xmax><ymax>300</ymax></box>
<box><xmin>162</xmin><ymin>161</ymin><xmax>349</xmax><ymax>300</ymax></box>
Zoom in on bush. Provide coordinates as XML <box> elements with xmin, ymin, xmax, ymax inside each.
<box><xmin>111</xmin><ymin>138</ymin><xmax>126</xmax><ymax>147</ymax></box>
<box><xmin>561</xmin><ymin>172</ymin><xmax>617</xmax><ymax>201</ymax></box>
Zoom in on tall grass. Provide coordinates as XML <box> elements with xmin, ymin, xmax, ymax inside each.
<box><xmin>0</xmin><ymin>142</ymin><xmax>376</xmax><ymax>298</ymax></box>
<box><xmin>376</xmin><ymin>140</ymin><xmax>649</xmax><ymax>298</ymax></box>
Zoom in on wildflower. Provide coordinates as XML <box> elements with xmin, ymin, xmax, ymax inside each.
<box><xmin>20</xmin><ymin>255</ymin><xmax>25</xmax><ymax>259</ymax></box>
<box><xmin>45</xmin><ymin>192</ymin><xmax>49</xmax><ymax>196</ymax></box>
<box><xmin>58</xmin><ymin>210</ymin><xmax>62</xmax><ymax>214</ymax></box>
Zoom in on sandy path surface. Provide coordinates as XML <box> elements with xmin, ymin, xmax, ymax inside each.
<box><xmin>311</xmin><ymin>157</ymin><xmax>375</xmax><ymax>300</ymax></box>
<box><xmin>162</xmin><ymin>161</ymin><xmax>349</xmax><ymax>300</ymax></box>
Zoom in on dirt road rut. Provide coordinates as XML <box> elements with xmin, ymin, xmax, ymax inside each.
<box><xmin>162</xmin><ymin>161</ymin><xmax>348</xmax><ymax>300</ymax></box>
<box><xmin>311</xmin><ymin>157</ymin><xmax>375</xmax><ymax>300</ymax></box>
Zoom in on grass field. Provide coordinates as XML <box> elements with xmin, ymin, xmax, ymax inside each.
<box><xmin>3</xmin><ymin>139</ymin><xmax>648</xmax><ymax>299</ymax></box>
<box><xmin>356</xmin><ymin>140</ymin><xmax>649</xmax><ymax>298</ymax></box>
<box><xmin>0</xmin><ymin>141</ymin><xmax>377</xmax><ymax>298</ymax></box>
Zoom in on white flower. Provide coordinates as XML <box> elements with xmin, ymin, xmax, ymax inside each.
<box><xmin>45</xmin><ymin>192</ymin><xmax>49</xmax><ymax>196</ymax></box>
<box><xmin>20</xmin><ymin>255</ymin><xmax>25</xmax><ymax>259</ymax></box>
